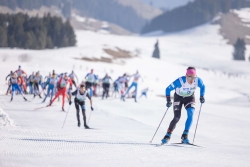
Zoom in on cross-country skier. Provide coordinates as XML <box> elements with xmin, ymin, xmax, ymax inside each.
<box><xmin>102</xmin><ymin>74</ymin><xmax>112</xmax><ymax>99</ymax></box>
<box><xmin>139</xmin><ymin>88</ymin><xmax>149</xmax><ymax>98</ymax></box>
<box><xmin>85</xmin><ymin>69</ymin><xmax>98</xmax><ymax>97</ymax></box>
<box><xmin>42</xmin><ymin>73</ymin><xmax>57</xmax><ymax>103</ymax></box>
<box><xmin>28</xmin><ymin>72</ymin><xmax>35</xmax><ymax>94</ymax></box>
<box><xmin>69</xmin><ymin>71</ymin><xmax>78</xmax><ymax>88</ymax></box>
<box><xmin>5</xmin><ymin>71</ymin><xmax>13</xmax><ymax>95</ymax></box>
<box><xmin>48</xmin><ymin>73</ymin><xmax>73</xmax><ymax>111</ymax></box>
<box><xmin>123</xmin><ymin>70</ymin><xmax>143</xmax><ymax>102</ymax></box>
<box><xmin>10</xmin><ymin>72</ymin><xmax>27</xmax><ymax>101</ymax></box>
<box><xmin>114</xmin><ymin>73</ymin><xmax>127</xmax><ymax>100</ymax></box>
<box><xmin>15</xmin><ymin>65</ymin><xmax>27</xmax><ymax>93</ymax></box>
<box><xmin>33</xmin><ymin>71</ymin><xmax>43</xmax><ymax>98</ymax></box>
<box><xmin>69</xmin><ymin>84</ymin><xmax>94</xmax><ymax>128</ymax></box>
<box><xmin>112</xmin><ymin>80</ymin><xmax>119</xmax><ymax>98</ymax></box>
<box><xmin>161</xmin><ymin>67</ymin><xmax>205</xmax><ymax>144</ymax></box>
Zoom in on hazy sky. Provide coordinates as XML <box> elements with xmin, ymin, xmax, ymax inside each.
<box><xmin>139</xmin><ymin>0</ymin><xmax>194</xmax><ymax>10</ymax></box>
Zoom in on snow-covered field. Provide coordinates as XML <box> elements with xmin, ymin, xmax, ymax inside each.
<box><xmin>0</xmin><ymin>21</ymin><xmax>250</xmax><ymax>167</ymax></box>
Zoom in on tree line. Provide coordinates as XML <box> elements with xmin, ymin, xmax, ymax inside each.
<box><xmin>0</xmin><ymin>13</ymin><xmax>76</xmax><ymax>49</ymax></box>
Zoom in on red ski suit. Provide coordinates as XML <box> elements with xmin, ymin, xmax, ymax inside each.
<box><xmin>15</xmin><ymin>69</ymin><xmax>27</xmax><ymax>91</ymax></box>
<box><xmin>50</xmin><ymin>77</ymin><xmax>73</xmax><ymax>108</ymax></box>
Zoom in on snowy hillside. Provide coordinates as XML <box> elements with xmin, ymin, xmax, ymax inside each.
<box><xmin>139</xmin><ymin>0</ymin><xmax>194</xmax><ymax>10</ymax></box>
<box><xmin>0</xmin><ymin>16</ymin><xmax>250</xmax><ymax>167</ymax></box>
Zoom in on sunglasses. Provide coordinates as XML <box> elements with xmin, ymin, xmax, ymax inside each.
<box><xmin>187</xmin><ymin>76</ymin><xmax>197</xmax><ymax>80</ymax></box>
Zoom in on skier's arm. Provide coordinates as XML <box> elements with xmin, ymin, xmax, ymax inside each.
<box><xmin>22</xmin><ymin>70</ymin><xmax>27</xmax><ymax>77</ymax></box>
<box><xmin>69</xmin><ymin>90</ymin><xmax>77</xmax><ymax>103</ymax></box>
<box><xmin>197</xmin><ymin>78</ymin><xmax>205</xmax><ymax>97</ymax></box>
<box><xmin>85</xmin><ymin>73</ymin><xmax>89</xmax><ymax>80</ymax></box>
<box><xmin>75</xmin><ymin>74</ymin><xmax>79</xmax><ymax>84</ymax></box>
<box><xmin>87</xmin><ymin>93</ymin><xmax>93</xmax><ymax>107</ymax></box>
<box><xmin>165</xmin><ymin>78</ymin><xmax>182</xmax><ymax>99</ymax></box>
<box><xmin>5</xmin><ymin>74</ymin><xmax>10</xmax><ymax>81</ymax></box>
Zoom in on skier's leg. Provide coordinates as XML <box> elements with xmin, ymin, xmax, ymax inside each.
<box><xmin>184</xmin><ymin>107</ymin><xmax>195</xmax><ymax>131</ymax></box>
<box><xmin>75</xmin><ymin>99</ymin><xmax>81</xmax><ymax>127</ymax></box>
<box><xmin>6</xmin><ymin>84</ymin><xmax>11</xmax><ymax>95</ymax></box>
<box><xmin>124</xmin><ymin>82</ymin><xmax>134</xmax><ymax>96</ymax></box>
<box><xmin>49</xmin><ymin>90</ymin><xmax>61</xmax><ymax>105</ymax></box>
<box><xmin>102</xmin><ymin>84</ymin><xmax>105</xmax><ymax>99</ymax></box>
<box><xmin>162</xmin><ymin>94</ymin><xmax>183</xmax><ymax>143</ymax></box>
<box><xmin>134</xmin><ymin>83</ymin><xmax>138</xmax><ymax>102</ymax></box>
<box><xmin>72</xmin><ymin>80</ymin><xmax>77</xmax><ymax>88</ymax></box>
<box><xmin>10</xmin><ymin>84</ymin><xmax>16</xmax><ymax>101</ymax></box>
<box><xmin>106</xmin><ymin>84</ymin><xmax>110</xmax><ymax>98</ymax></box>
<box><xmin>16</xmin><ymin>84</ymin><xmax>27</xmax><ymax>101</ymax></box>
<box><xmin>50</xmin><ymin>87</ymin><xmax>55</xmax><ymax>102</ymax></box>
<box><xmin>81</xmin><ymin>104</ymin><xmax>88</xmax><ymax>128</ymax></box>
<box><xmin>62</xmin><ymin>91</ymin><xmax>66</xmax><ymax>110</ymax></box>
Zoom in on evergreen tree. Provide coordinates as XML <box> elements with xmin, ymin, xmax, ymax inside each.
<box><xmin>0</xmin><ymin>13</ymin><xmax>76</xmax><ymax>49</ymax></box>
<box><xmin>152</xmin><ymin>40</ymin><xmax>160</xmax><ymax>59</ymax></box>
<box><xmin>0</xmin><ymin>26</ymin><xmax>7</xmax><ymax>47</ymax></box>
<box><xmin>233</xmin><ymin>38</ymin><xmax>246</xmax><ymax>60</ymax></box>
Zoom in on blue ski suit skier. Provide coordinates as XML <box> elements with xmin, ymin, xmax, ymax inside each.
<box><xmin>42</xmin><ymin>73</ymin><xmax>57</xmax><ymax>103</ymax></box>
<box><xmin>10</xmin><ymin>72</ymin><xmax>27</xmax><ymax>102</ymax></box>
<box><xmin>123</xmin><ymin>71</ymin><xmax>142</xmax><ymax>102</ymax></box>
<box><xmin>85</xmin><ymin>69</ymin><xmax>98</xmax><ymax>97</ymax></box>
<box><xmin>161</xmin><ymin>67</ymin><xmax>205</xmax><ymax>144</ymax></box>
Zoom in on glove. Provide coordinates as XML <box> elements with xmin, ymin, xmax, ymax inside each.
<box><xmin>69</xmin><ymin>101</ymin><xmax>72</xmax><ymax>105</ymax></box>
<box><xmin>166</xmin><ymin>101</ymin><xmax>172</xmax><ymax>107</ymax></box>
<box><xmin>200</xmin><ymin>96</ymin><xmax>205</xmax><ymax>103</ymax></box>
<box><xmin>91</xmin><ymin>106</ymin><xmax>94</xmax><ymax>111</ymax></box>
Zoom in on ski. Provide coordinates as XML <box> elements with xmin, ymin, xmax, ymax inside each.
<box><xmin>33</xmin><ymin>105</ymin><xmax>54</xmax><ymax>111</ymax></box>
<box><xmin>171</xmin><ymin>142</ymin><xmax>201</xmax><ymax>147</ymax></box>
<box><xmin>155</xmin><ymin>142</ymin><xmax>201</xmax><ymax>147</ymax></box>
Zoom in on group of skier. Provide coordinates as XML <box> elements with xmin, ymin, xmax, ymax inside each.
<box><xmin>4</xmin><ymin>65</ymin><xmax>205</xmax><ymax>144</ymax></box>
<box><xmin>4</xmin><ymin>66</ymin><xmax>148</xmax><ymax>129</ymax></box>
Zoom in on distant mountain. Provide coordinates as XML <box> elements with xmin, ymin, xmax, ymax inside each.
<box><xmin>141</xmin><ymin>0</ymin><xmax>250</xmax><ymax>34</ymax></box>
<box><xmin>139</xmin><ymin>0</ymin><xmax>194</xmax><ymax>10</ymax></box>
<box><xmin>0</xmin><ymin>0</ymin><xmax>163</xmax><ymax>34</ymax></box>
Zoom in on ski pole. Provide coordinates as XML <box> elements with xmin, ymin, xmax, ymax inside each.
<box><xmin>87</xmin><ymin>109</ymin><xmax>93</xmax><ymax>124</ymax></box>
<box><xmin>192</xmin><ymin>104</ymin><xmax>203</xmax><ymax>144</ymax></box>
<box><xmin>149</xmin><ymin>107</ymin><xmax>169</xmax><ymax>143</ymax></box>
<box><xmin>62</xmin><ymin>105</ymin><xmax>72</xmax><ymax>128</ymax></box>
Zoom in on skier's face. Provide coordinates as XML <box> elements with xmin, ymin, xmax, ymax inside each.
<box><xmin>80</xmin><ymin>86</ymin><xmax>85</xmax><ymax>92</ymax></box>
<box><xmin>186</xmin><ymin>74</ymin><xmax>197</xmax><ymax>84</ymax></box>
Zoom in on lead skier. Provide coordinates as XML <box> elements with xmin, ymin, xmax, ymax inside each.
<box><xmin>161</xmin><ymin>67</ymin><xmax>205</xmax><ymax>144</ymax></box>
<box><xmin>69</xmin><ymin>84</ymin><xmax>94</xmax><ymax>128</ymax></box>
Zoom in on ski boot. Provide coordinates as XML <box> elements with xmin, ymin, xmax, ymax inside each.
<box><xmin>181</xmin><ymin>130</ymin><xmax>190</xmax><ymax>144</ymax></box>
<box><xmin>84</xmin><ymin>125</ymin><xmax>90</xmax><ymax>129</ymax></box>
<box><xmin>77</xmin><ymin>122</ymin><xmax>81</xmax><ymax>127</ymax></box>
<box><xmin>161</xmin><ymin>133</ymin><xmax>171</xmax><ymax>144</ymax></box>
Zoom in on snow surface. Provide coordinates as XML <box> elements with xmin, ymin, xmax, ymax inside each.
<box><xmin>0</xmin><ymin>20</ymin><xmax>250</xmax><ymax>166</ymax></box>
<box><xmin>234</xmin><ymin>8</ymin><xmax>250</xmax><ymax>23</ymax></box>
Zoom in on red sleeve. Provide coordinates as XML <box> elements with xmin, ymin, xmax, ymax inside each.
<box><xmin>58</xmin><ymin>78</ymin><xmax>62</xmax><ymax>85</ymax></box>
<box><xmin>69</xmin><ymin>79</ymin><xmax>73</xmax><ymax>86</ymax></box>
